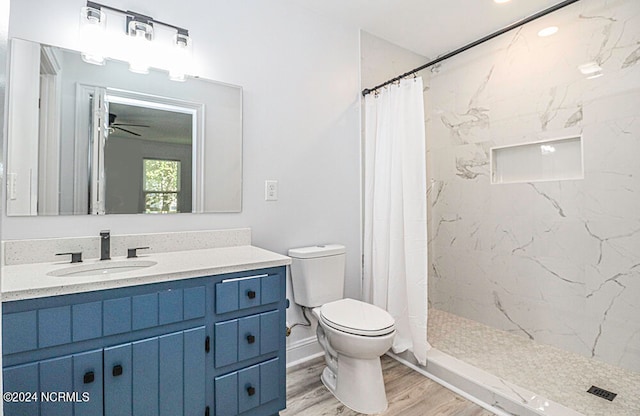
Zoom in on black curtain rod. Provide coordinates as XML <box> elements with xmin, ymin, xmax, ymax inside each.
<box><xmin>362</xmin><ymin>0</ymin><xmax>581</xmax><ymax>97</ymax></box>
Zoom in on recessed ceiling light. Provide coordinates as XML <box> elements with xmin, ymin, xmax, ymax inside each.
<box><xmin>538</xmin><ymin>26</ymin><xmax>559</xmax><ymax>37</ymax></box>
<box><xmin>494</xmin><ymin>0</ymin><xmax>511</xmax><ymax>3</ymax></box>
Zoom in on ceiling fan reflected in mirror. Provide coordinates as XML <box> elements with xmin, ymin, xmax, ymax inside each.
<box><xmin>108</xmin><ymin>113</ymin><xmax>150</xmax><ymax>137</ymax></box>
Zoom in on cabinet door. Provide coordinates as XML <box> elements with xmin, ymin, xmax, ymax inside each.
<box><xmin>132</xmin><ymin>337</ymin><xmax>159</xmax><ymax>416</ymax></box>
<box><xmin>184</xmin><ymin>327</ymin><xmax>206</xmax><ymax>416</ymax></box>
<box><xmin>158</xmin><ymin>327</ymin><xmax>206</xmax><ymax>416</ymax></box>
<box><xmin>105</xmin><ymin>343</ymin><xmax>133</xmax><ymax>416</ymax></box>
<box><xmin>40</xmin><ymin>355</ymin><xmax>73</xmax><ymax>416</ymax></box>
<box><xmin>73</xmin><ymin>349</ymin><xmax>104</xmax><ymax>416</ymax></box>
<box><xmin>159</xmin><ymin>332</ymin><xmax>183</xmax><ymax>416</ymax></box>
<box><xmin>3</xmin><ymin>353</ymin><xmax>104</xmax><ymax>416</ymax></box>
<box><xmin>128</xmin><ymin>328</ymin><xmax>206</xmax><ymax>416</ymax></box>
<box><xmin>2</xmin><ymin>362</ymin><xmax>39</xmax><ymax>415</ymax></box>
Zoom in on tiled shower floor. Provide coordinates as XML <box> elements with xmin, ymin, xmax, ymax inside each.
<box><xmin>428</xmin><ymin>309</ymin><xmax>640</xmax><ymax>416</ymax></box>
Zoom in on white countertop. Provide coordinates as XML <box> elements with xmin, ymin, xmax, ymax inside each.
<box><xmin>1</xmin><ymin>245</ymin><xmax>291</xmax><ymax>302</ymax></box>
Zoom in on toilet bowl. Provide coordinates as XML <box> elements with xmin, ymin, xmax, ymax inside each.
<box><xmin>313</xmin><ymin>299</ymin><xmax>395</xmax><ymax>414</ymax></box>
<box><xmin>288</xmin><ymin>245</ymin><xmax>396</xmax><ymax>414</ymax></box>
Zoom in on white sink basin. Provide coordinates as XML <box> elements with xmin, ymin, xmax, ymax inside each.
<box><xmin>47</xmin><ymin>260</ymin><xmax>157</xmax><ymax>277</ymax></box>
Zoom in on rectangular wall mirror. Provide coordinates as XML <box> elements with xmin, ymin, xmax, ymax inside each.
<box><xmin>5</xmin><ymin>38</ymin><xmax>242</xmax><ymax>216</ymax></box>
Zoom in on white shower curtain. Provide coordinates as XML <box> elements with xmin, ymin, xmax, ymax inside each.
<box><xmin>363</xmin><ymin>77</ymin><xmax>430</xmax><ymax>366</ymax></box>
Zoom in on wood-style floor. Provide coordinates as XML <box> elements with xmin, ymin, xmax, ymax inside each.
<box><xmin>282</xmin><ymin>355</ymin><xmax>495</xmax><ymax>416</ymax></box>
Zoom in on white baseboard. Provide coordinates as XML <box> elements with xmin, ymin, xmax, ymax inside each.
<box><xmin>286</xmin><ymin>336</ymin><xmax>323</xmax><ymax>368</ymax></box>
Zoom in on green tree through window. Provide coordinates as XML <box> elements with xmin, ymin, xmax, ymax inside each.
<box><xmin>143</xmin><ymin>159</ymin><xmax>181</xmax><ymax>213</ymax></box>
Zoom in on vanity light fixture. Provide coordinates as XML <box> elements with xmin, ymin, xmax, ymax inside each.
<box><xmin>80</xmin><ymin>1</ymin><xmax>192</xmax><ymax>80</ymax></box>
<box><xmin>127</xmin><ymin>19</ymin><xmax>154</xmax><ymax>74</ymax></box>
<box><xmin>79</xmin><ymin>6</ymin><xmax>107</xmax><ymax>65</ymax></box>
<box><xmin>537</xmin><ymin>26</ymin><xmax>559</xmax><ymax>37</ymax></box>
<box><xmin>494</xmin><ymin>0</ymin><xmax>511</xmax><ymax>4</ymax></box>
<box><xmin>169</xmin><ymin>32</ymin><xmax>192</xmax><ymax>82</ymax></box>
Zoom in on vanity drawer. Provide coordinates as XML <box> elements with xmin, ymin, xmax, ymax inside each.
<box><xmin>2</xmin><ymin>285</ymin><xmax>206</xmax><ymax>354</ymax></box>
<box><xmin>214</xmin><ymin>310</ymin><xmax>281</xmax><ymax>368</ymax></box>
<box><xmin>215</xmin><ymin>273</ymin><xmax>280</xmax><ymax>314</ymax></box>
<box><xmin>2</xmin><ymin>306</ymin><xmax>74</xmax><ymax>354</ymax></box>
<box><xmin>3</xmin><ymin>311</ymin><xmax>38</xmax><ymax>354</ymax></box>
<box><xmin>214</xmin><ymin>357</ymin><xmax>281</xmax><ymax>416</ymax></box>
<box><xmin>101</xmin><ymin>286</ymin><xmax>206</xmax><ymax>335</ymax></box>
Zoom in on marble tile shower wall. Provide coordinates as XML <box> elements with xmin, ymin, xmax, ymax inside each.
<box><xmin>424</xmin><ymin>0</ymin><xmax>640</xmax><ymax>373</ymax></box>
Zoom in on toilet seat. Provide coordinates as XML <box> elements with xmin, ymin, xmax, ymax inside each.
<box><xmin>320</xmin><ymin>298</ymin><xmax>395</xmax><ymax>337</ymax></box>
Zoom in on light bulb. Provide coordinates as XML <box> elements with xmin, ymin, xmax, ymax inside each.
<box><xmin>127</xmin><ymin>20</ymin><xmax>154</xmax><ymax>74</ymax></box>
<box><xmin>79</xmin><ymin>6</ymin><xmax>107</xmax><ymax>65</ymax></box>
<box><xmin>169</xmin><ymin>33</ymin><xmax>192</xmax><ymax>82</ymax></box>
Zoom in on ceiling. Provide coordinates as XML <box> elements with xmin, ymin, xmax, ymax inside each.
<box><xmin>108</xmin><ymin>103</ymin><xmax>193</xmax><ymax>146</ymax></box>
<box><xmin>295</xmin><ymin>0</ymin><xmax>564</xmax><ymax>59</ymax></box>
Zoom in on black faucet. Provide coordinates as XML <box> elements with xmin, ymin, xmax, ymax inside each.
<box><xmin>56</xmin><ymin>252</ymin><xmax>83</xmax><ymax>263</ymax></box>
<box><xmin>100</xmin><ymin>230</ymin><xmax>111</xmax><ymax>260</ymax></box>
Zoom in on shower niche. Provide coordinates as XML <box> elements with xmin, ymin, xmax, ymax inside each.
<box><xmin>490</xmin><ymin>136</ymin><xmax>583</xmax><ymax>184</ymax></box>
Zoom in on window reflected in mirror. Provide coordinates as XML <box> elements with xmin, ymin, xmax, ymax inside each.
<box><xmin>143</xmin><ymin>159</ymin><xmax>181</xmax><ymax>214</ymax></box>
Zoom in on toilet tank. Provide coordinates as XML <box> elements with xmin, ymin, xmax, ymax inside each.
<box><xmin>288</xmin><ymin>244</ymin><xmax>346</xmax><ymax>307</ymax></box>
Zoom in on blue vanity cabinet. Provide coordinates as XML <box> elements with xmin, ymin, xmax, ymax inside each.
<box><xmin>212</xmin><ymin>269</ymin><xmax>287</xmax><ymax>416</ymax></box>
<box><xmin>2</xmin><ymin>265</ymin><xmax>287</xmax><ymax>416</ymax></box>
<box><xmin>101</xmin><ymin>327</ymin><xmax>206</xmax><ymax>416</ymax></box>
<box><xmin>3</xmin><ymin>348</ymin><xmax>104</xmax><ymax>416</ymax></box>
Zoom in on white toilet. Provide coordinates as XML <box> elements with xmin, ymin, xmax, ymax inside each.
<box><xmin>288</xmin><ymin>244</ymin><xmax>396</xmax><ymax>414</ymax></box>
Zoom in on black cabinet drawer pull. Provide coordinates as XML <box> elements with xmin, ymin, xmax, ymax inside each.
<box><xmin>246</xmin><ymin>386</ymin><xmax>256</xmax><ymax>396</ymax></box>
<box><xmin>83</xmin><ymin>371</ymin><xmax>95</xmax><ymax>384</ymax></box>
<box><xmin>247</xmin><ymin>290</ymin><xmax>256</xmax><ymax>299</ymax></box>
<box><xmin>112</xmin><ymin>364</ymin><xmax>123</xmax><ymax>377</ymax></box>
<box><xmin>246</xmin><ymin>334</ymin><xmax>256</xmax><ymax>344</ymax></box>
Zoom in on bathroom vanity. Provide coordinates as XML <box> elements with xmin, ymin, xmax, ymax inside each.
<box><xmin>1</xmin><ymin>243</ymin><xmax>290</xmax><ymax>416</ymax></box>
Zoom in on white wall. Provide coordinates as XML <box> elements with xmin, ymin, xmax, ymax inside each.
<box><xmin>360</xmin><ymin>31</ymin><xmax>426</xmax><ymax>90</ymax></box>
<box><xmin>5</xmin><ymin>0</ymin><xmax>362</xmax><ymax>348</ymax></box>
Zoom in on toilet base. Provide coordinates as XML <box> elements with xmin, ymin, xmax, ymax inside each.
<box><xmin>320</xmin><ymin>355</ymin><xmax>388</xmax><ymax>414</ymax></box>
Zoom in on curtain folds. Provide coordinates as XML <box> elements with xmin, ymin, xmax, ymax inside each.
<box><xmin>363</xmin><ymin>77</ymin><xmax>430</xmax><ymax>365</ymax></box>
